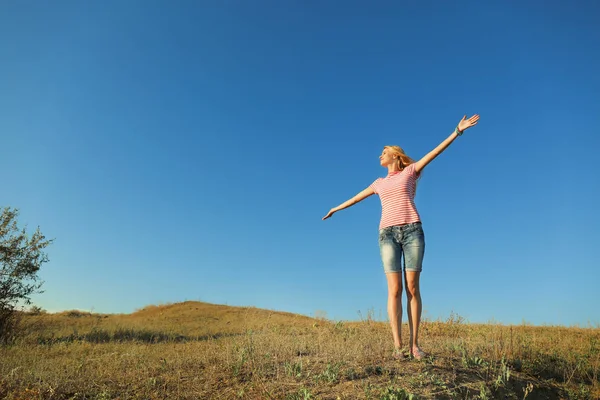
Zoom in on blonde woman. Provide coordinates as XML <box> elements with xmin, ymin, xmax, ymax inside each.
<box><xmin>323</xmin><ymin>115</ymin><xmax>480</xmax><ymax>360</ymax></box>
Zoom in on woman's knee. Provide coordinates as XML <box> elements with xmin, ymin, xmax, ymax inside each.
<box><xmin>404</xmin><ymin>271</ymin><xmax>421</xmax><ymax>298</ymax></box>
<box><xmin>388</xmin><ymin>285</ymin><xmax>402</xmax><ymax>298</ymax></box>
<box><xmin>406</xmin><ymin>283</ymin><xmax>420</xmax><ymax>297</ymax></box>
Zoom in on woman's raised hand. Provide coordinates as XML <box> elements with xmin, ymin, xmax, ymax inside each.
<box><xmin>457</xmin><ymin>114</ymin><xmax>480</xmax><ymax>132</ymax></box>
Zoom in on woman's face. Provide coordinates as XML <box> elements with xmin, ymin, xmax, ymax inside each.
<box><xmin>379</xmin><ymin>148</ymin><xmax>395</xmax><ymax>167</ymax></box>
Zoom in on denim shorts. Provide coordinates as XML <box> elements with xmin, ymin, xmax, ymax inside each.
<box><xmin>378</xmin><ymin>222</ymin><xmax>425</xmax><ymax>273</ymax></box>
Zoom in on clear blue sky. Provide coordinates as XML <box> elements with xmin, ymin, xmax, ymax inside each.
<box><xmin>2</xmin><ymin>1</ymin><xmax>599</xmax><ymax>326</ymax></box>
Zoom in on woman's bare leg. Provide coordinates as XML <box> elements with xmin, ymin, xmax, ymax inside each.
<box><xmin>404</xmin><ymin>271</ymin><xmax>423</xmax><ymax>355</ymax></box>
<box><xmin>385</xmin><ymin>272</ymin><xmax>403</xmax><ymax>349</ymax></box>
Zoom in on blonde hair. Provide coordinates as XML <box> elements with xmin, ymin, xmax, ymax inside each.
<box><xmin>384</xmin><ymin>145</ymin><xmax>415</xmax><ymax>171</ymax></box>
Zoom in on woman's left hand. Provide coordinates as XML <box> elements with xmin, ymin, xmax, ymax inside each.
<box><xmin>457</xmin><ymin>114</ymin><xmax>480</xmax><ymax>132</ymax></box>
<box><xmin>322</xmin><ymin>209</ymin><xmax>336</xmax><ymax>220</ymax></box>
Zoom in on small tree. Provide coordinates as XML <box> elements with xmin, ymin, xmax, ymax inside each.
<box><xmin>0</xmin><ymin>207</ymin><xmax>52</xmax><ymax>342</ymax></box>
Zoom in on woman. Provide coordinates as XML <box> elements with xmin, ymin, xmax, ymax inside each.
<box><xmin>322</xmin><ymin>115</ymin><xmax>480</xmax><ymax>360</ymax></box>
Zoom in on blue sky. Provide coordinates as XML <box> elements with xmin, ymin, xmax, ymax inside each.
<box><xmin>1</xmin><ymin>1</ymin><xmax>599</xmax><ymax>326</ymax></box>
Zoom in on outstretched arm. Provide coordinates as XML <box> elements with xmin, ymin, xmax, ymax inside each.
<box><xmin>413</xmin><ymin>115</ymin><xmax>480</xmax><ymax>174</ymax></box>
<box><xmin>322</xmin><ymin>186</ymin><xmax>375</xmax><ymax>220</ymax></box>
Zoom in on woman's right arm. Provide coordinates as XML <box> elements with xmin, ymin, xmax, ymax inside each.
<box><xmin>322</xmin><ymin>186</ymin><xmax>375</xmax><ymax>220</ymax></box>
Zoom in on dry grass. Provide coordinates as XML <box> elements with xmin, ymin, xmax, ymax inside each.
<box><xmin>1</xmin><ymin>301</ymin><xmax>598</xmax><ymax>399</ymax></box>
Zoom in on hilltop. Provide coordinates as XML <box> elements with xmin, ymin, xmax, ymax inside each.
<box><xmin>1</xmin><ymin>301</ymin><xmax>598</xmax><ymax>399</ymax></box>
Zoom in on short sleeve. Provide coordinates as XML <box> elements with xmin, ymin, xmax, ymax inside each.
<box><xmin>370</xmin><ymin>178</ymin><xmax>382</xmax><ymax>194</ymax></box>
<box><xmin>405</xmin><ymin>163</ymin><xmax>420</xmax><ymax>178</ymax></box>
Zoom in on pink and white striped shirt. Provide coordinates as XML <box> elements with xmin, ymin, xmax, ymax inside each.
<box><xmin>370</xmin><ymin>163</ymin><xmax>421</xmax><ymax>230</ymax></box>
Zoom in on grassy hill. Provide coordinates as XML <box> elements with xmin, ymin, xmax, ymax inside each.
<box><xmin>1</xmin><ymin>301</ymin><xmax>598</xmax><ymax>399</ymax></box>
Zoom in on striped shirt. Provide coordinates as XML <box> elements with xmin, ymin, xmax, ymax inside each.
<box><xmin>370</xmin><ymin>163</ymin><xmax>421</xmax><ymax>230</ymax></box>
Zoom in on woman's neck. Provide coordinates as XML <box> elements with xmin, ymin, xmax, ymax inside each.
<box><xmin>387</xmin><ymin>165</ymin><xmax>401</xmax><ymax>175</ymax></box>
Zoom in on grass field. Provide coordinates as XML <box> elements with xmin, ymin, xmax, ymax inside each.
<box><xmin>1</xmin><ymin>301</ymin><xmax>598</xmax><ymax>399</ymax></box>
